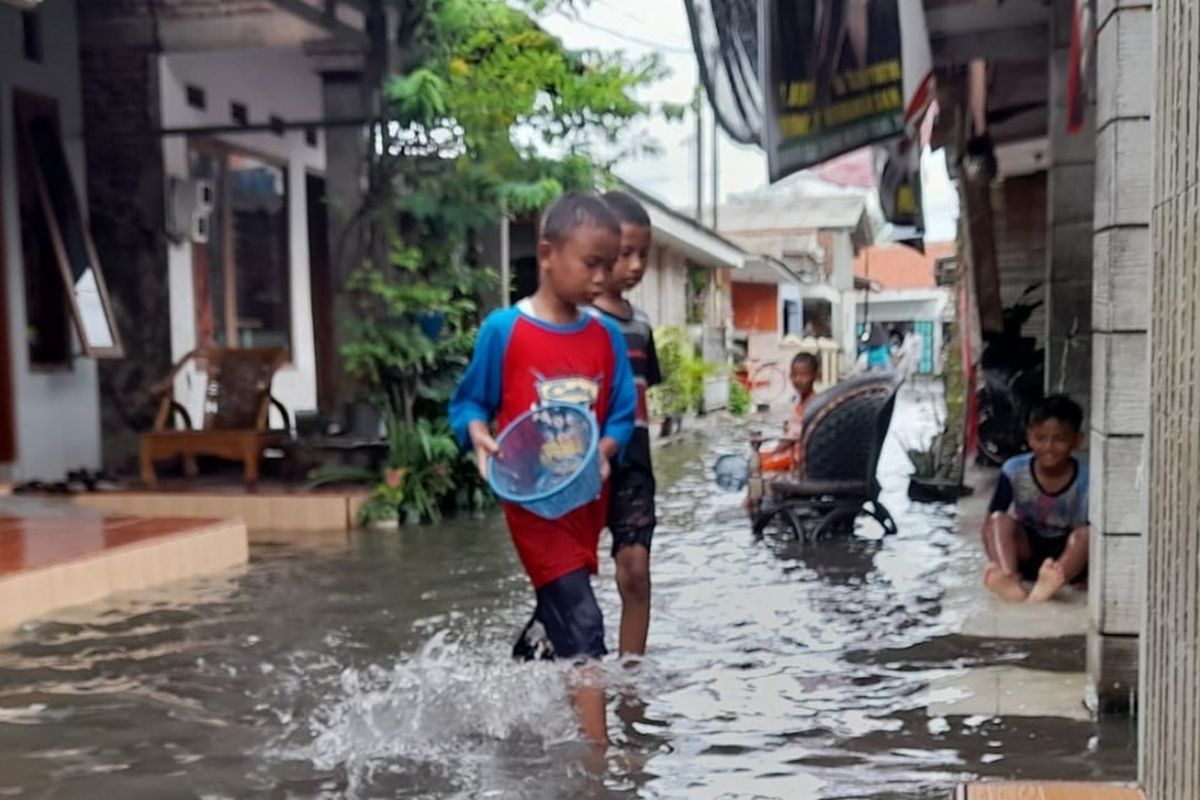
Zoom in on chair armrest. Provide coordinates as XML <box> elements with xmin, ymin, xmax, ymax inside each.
<box><xmin>270</xmin><ymin>395</ymin><xmax>292</xmax><ymax>435</ymax></box>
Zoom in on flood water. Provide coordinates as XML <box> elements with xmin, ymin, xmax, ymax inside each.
<box><xmin>0</xmin><ymin>388</ymin><xmax>1135</xmax><ymax>799</ymax></box>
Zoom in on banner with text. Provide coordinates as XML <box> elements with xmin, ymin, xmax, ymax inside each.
<box><xmin>761</xmin><ymin>0</ymin><xmax>933</xmax><ymax>182</ymax></box>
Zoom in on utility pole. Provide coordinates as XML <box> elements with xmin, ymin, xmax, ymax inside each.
<box><xmin>711</xmin><ymin>109</ymin><xmax>719</xmax><ymax>230</ymax></box>
<box><xmin>694</xmin><ymin>84</ymin><xmax>703</xmax><ymax>222</ymax></box>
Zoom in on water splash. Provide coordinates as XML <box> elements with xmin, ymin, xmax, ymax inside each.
<box><xmin>280</xmin><ymin>631</ymin><xmax>580</xmax><ymax>791</ymax></box>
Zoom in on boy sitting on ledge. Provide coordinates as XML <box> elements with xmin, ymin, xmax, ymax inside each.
<box><xmin>982</xmin><ymin>395</ymin><xmax>1090</xmax><ymax>603</ymax></box>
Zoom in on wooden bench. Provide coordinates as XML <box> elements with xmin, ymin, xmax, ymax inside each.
<box><xmin>140</xmin><ymin>347</ymin><xmax>290</xmax><ymax>489</ymax></box>
<box><xmin>954</xmin><ymin>782</ymin><xmax>1144</xmax><ymax>800</ymax></box>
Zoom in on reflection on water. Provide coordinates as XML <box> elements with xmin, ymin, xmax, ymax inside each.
<box><xmin>0</xmin><ymin>388</ymin><xmax>1134</xmax><ymax>798</ymax></box>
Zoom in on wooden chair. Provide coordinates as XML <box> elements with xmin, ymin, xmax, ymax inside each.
<box><xmin>140</xmin><ymin>347</ymin><xmax>291</xmax><ymax>489</ymax></box>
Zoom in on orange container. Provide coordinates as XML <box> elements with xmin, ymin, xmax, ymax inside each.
<box><xmin>759</xmin><ymin>449</ymin><xmax>793</xmax><ymax>473</ymax></box>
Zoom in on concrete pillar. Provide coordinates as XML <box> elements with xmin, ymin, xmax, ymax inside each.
<box><xmin>1045</xmin><ymin>0</ymin><xmax>1095</xmax><ymax>410</ymax></box>
<box><xmin>1143</xmin><ymin>4</ymin><xmax>1200</xmax><ymax>795</ymax></box>
<box><xmin>319</xmin><ymin>70</ymin><xmax>371</xmax><ymax>416</ymax></box>
<box><xmin>1087</xmin><ymin>0</ymin><xmax>1153</xmax><ymax>711</ymax></box>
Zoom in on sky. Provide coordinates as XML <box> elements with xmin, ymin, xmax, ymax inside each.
<box><xmin>539</xmin><ymin>0</ymin><xmax>960</xmax><ymax>242</ymax></box>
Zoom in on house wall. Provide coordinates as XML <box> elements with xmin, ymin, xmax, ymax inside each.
<box><xmin>1145</xmin><ymin>3</ymin><xmax>1200</xmax><ymax>791</ymax></box>
<box><xmin>0</xmin><ymin>0</ymin><xmax>103</xmax><ymax>481</ymax></box>
<box><xmin>992</xmin><ymin>171</ymin><xmax>1049</xmax><ymax>343</ymax></box>
<box><xmin>778</xmin><ymin>283</ymin><xmax>802</xmax><ymax>336</ymax></box>
<box><xmin>158</xmin><ymin>48</ymin><xmax>325</xmax><ymax>423</ymax></box>
<box><xmin>628</xmin><ymin>245</ymin><xmax>689</xmax><ymax>329</ymax></box>
<box><xmin>732</xmin><ymin>282</ymin><xmax>778</xmax><ymax>333</ymax></box>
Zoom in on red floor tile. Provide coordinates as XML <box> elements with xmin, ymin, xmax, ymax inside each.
<box><xmin>0</xmin><ymin>515</ymin><xmax>222</xmax><ymax>577</ymax></box>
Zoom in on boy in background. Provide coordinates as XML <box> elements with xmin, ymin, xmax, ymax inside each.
<box><xmin>589</xmin><ymin>190</ymin><xmax>661</xmax><ymax>657</ymax></box>
<box><xmin>449</xmin><ymin>193</ymin><xmax>637</xmax><ymax>746</ymax></box>
<box><xmin>981</xmin><ymin>395</ymin><xmax>1090</xmax><ymax>603</ymax></box>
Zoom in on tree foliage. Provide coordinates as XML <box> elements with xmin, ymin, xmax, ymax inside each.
<box><xmin>341</xmin><ymin>0</ymin><xmax>674</xmax><ymax>523</ymax></box>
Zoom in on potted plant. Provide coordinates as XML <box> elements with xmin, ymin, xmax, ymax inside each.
<box><xmin>906</xmin><ymin>326</ymin><xmax>973</xmax><ymax>502</ymax></box>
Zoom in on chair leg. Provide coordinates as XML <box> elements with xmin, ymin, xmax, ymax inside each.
<box><xmin>813</xmin><ymin>505</ymin><xmax>857</xmax><ymax>539</ymax></box>
<box><xmin>140</xmin><ymin>442</ymin><xmax>158</xmax><ymax>489</ymax></box>
<box><xmin>243</xmin><ymin>442</ymin><xmax>261</xmax><ymax>491</ymax></box>
<box><xmin>867</xmin><ymin>500</ymin><xmax>898</xmax><ymax>535</ymax></box>
<box><xmin>183</xmin><ymin>454</ymin><xmax>199</xmax><ymax>478</ymax></box>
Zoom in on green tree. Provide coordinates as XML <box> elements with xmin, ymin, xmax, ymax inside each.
<box><xmin>339</xmin><ymin>0</ymin><xmax>680</xmax><ymax>523</ymax></box>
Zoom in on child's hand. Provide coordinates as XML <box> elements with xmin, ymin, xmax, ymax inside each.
<box><xmin>468</xmin><ymin>420</ymin><xmax>500</xmax><ymax>480</ymax></box>
<box><xmin>598</xmin><ymin>437</ymin><xmax>619</xmax><ymax>483</ymax></box>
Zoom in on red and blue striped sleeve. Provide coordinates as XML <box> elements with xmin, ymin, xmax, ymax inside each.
<box><xmin>599</xmin><ymin>317</ymin><xmax>637</xmax><ymax>454</ymax></box>
<box><xmin>449</xmin><ymin>308</ymin><xmax>517</xmax><ymax>450</ymax></box>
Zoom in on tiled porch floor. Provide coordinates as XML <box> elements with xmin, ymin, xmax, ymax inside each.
<box><xmin>71</xmin><ymin>484</ymin><xmax>367</xmax><ymax>533</ymax></box>
<box><xmin>0</xmin><ymin>505</ymin><xmax>247</xmax><ymax>632</ymax></box>
<box><xmin>0</xmin><ymin>515</ymin><xmax>222</xmax><ymax>576</ymax></box>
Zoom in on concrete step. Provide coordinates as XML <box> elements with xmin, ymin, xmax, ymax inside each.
<box><xmin>955</xmin><ymin>782</ymin><xmax>1144</xmax><ymax>799</ymax></box>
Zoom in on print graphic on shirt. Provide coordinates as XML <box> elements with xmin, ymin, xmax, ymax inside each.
<box><xmin>531</xmin><ymin>373</ymin><xmax>602</xmax><ymax>477</ymax></box>
<box><xmin>534</xmin><ymin>372</ymin><xmax>602</xmax><ymax>407</ymax></box>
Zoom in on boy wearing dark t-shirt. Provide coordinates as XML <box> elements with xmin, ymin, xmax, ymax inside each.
<box><xmin>587</xmin><ymin>191</ymin><xmax>662</xmax><ymax>656</ymax></box>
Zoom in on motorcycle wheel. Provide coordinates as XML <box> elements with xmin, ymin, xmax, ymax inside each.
<box><xmin>976</xmin><ymin>385</ymin><xmax>1023</xmax><ymax>467</ymax></box>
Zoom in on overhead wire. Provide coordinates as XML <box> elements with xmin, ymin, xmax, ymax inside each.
<box><xmin>552</xmin><ymin>9</ymin><xmax>696</xmax><ymax>54</ymax></box>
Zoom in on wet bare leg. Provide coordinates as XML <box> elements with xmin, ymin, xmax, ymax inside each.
<box><xmin>981</xmin><ymin>512</ymin><xmax>1030</xmax><ymax>602</ymax></box>
<box><xmin>616</xmin><ymin>544</ymin><xmax>651</xmax><ymax>656</ymax></box>
<box><xmin>1028</xmin><ymin>527</ymin><xmax>1089</xmax><ymax>603</ymax></box>
<box><xmin>571</xmin><ymin>665</ymin><xmax>607</xmax><ymax>749</ymax></box>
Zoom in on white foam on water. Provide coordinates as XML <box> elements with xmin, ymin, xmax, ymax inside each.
<box><xmin>277</xmin><ymin>631</ymin><xmax>582</xmax><ymax>790</ymax></box>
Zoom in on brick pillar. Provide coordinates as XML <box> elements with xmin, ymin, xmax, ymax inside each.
<box><xmin>75</xmin><ymin>5</ymin><xmax>173</xmax><ymax>473</ymax></box>
<box><xmin>1087</xmin><ymin>0</ymin><xmax>1153</xmax><ymax>711</ymax></box>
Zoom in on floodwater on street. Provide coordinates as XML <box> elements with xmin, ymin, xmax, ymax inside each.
<box><xmin>0</xmin><ymin>387</ymin><xmax>1135</xmax><ymax>798</ymax></box>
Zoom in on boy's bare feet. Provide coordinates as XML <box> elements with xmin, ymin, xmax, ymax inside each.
<box><xmin>1027</xmin><ymin>558</ymin><xmax>1067</xmax><ymax>603</ymax></box>
<box><xmin>983</xmin><ymin>563</ymin><xmax>1028</xmax><ymax>602</ymax></box>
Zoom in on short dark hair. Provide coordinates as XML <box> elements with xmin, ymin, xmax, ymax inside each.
<box><xmin>791</xmin><ymin>352</ymin><xmax>820</xmax><ymax>374</ymax></box>
<box><xmin>539</xmin><ymin>192</ymin><xmax>620</xmax><ymax>245</ymax></box>
<box><xmin>1028</xmin><ymin>394</ymin><xmax>1084</xmax><ymax>432</ymax></box>
<box><xmin>601</xmin><ymin>190</ymin><xmax>651</xmax><ymax>227</ymax></box>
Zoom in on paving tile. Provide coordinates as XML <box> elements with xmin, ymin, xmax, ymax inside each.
<box><xmin>924</xmin><ymin>667</ymin><xmax>1091</xmax><ymax>721</ymax></box>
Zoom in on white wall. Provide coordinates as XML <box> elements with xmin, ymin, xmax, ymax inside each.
<box><xmin>629</xmin><ymin>246</ymin><xmax>690</xmax><ymax>328</ymax></box>
<box><xmin>0</xmin><ymin>0</ymin><xmax>103</xmax><ymax>480</ymax></box>
<box><xmin>159</xmin><ymin>48</ymin><xmax>325</xmax><ymax>423</ymax></box>
<box><xmin>778</xmin><ymin>283</ymin><xmax>801</xmax><ymax>335</ymax></box>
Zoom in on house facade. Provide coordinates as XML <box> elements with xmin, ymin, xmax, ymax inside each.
<box><xmin>0</xmin><ymin>0</ymin><xmax>103</xmax><ymax>481</ymax></box>
<box><xmin>854</xmin><ymin>242</ymin><xmax>956</xmax><ymax>374</ymax></box>
<box><xmin>72</xmin><ymin>0</ymin><xmax>385</xmax><ymax>473</ymax></box>
<box><xmin>719</xmin><ymin>185</ymin><xmax>873</xmax><ymax>367</ymax></box>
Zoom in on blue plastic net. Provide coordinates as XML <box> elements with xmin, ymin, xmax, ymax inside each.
<box><xmin>488</xmin><ymin>404</ymin><xmax>600</xmax><ymax>519</ymax></box>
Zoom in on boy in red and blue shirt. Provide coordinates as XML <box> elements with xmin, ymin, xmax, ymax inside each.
<box><xmin>449</xmin><ymin>193</ymin><xmax>637</xmax><ymax>747</ymax></box>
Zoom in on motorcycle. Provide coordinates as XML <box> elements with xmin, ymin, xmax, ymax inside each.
<box><xmin>976</xmin><ymin>282</ymin><xmax>1045</xmax><ymax>467</ymax></box>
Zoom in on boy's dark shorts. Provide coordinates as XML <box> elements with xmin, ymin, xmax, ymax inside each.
<box><xmin>609</xmin><ymin>466</ymin><xmax>656</xmax><ymax>558</ymax></box>
<box><xmin>1018</xmin><ymin>526</ymin><xmax>1088</xmax><ymax>584</ymax></box>
<box><xmin>512</xmin><ymin>567</ymin><xmax>606</xmax><ymax>663</ymax></box>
